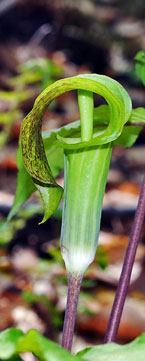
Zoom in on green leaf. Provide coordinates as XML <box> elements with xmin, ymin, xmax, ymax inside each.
<box><xmin>7</xmin><ymin>145</ymin><xmax>36</xmax><ymax>221</ymax></box>
<box><xmin>78</xmin><ymin>333</ymin><xmax>145</xmax><ymax>361</ymax></box>
<box><xmin>93</xmin><ymin>104</ymin><xmax>109</xmax><ymax>124</ymax></box>
<box><xmin>0</xmin><ymin>328</ymin><xmax>23</xmax><ymax>360</ymax></box>
<box><xmin>135</xmin><ymin>63</ymin><xmax>145</xmax><ymax>86</ymax></box>
<box><xmin>0</xmin><ymin>221</ymin><xmax>16</xmax><ymax>245</ymax></box>
<box><xmin>8</xmin><ymin>136</ymin><xmax>64</xmax><ymax>221</ymax></box>
<box><xmin>128</xmin><ymin>107</ymin><xmax>145</xmax><ymax>124</ymax></box>
<box><xmin>16</xmin><ymin>329</ymin><xmax>82</xmax><ymax>361</ymax></box>
<box><xmin>135</xmin><ymin>51</ymin><xmax>145</xmax><ymax>85</ymax></box>
<box><xmin>114</xmin><ymin>125</ymin><xmax>142</xmax><ymax>147</ymax></box>
<box><xmin>114</xmin><ymin>107</ymin><xmax>145</xmax><ymax>147</ymax></box>
<box><xmin>135</xmin><ymin>51</ymin><xmax>145</xmax><ymax>64</ymax></box>
<box><xmin>0</xmin><ymin>328</ymin><xmax>83</xmax><ymax>361</ymax></box>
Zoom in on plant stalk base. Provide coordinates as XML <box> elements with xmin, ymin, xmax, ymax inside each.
<box><xmin>61</xmin><ymin>273</ymin><xmax>83</xmax><ymax>351</ymax></box>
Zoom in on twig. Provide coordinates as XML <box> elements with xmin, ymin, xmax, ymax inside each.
<box><xmin>104</xmin><ymin>176</ymin><xmax>145</xmax><ymax>343</ymax></box>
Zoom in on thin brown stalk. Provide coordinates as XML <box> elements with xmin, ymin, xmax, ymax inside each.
<box><xmin>104</xmin><ymin>176</ymin><xmax>145</xmax><ymax>343</ymax></box>
<box><xmin>61</xmin><ymin>272</ymin><xmax>83</xmax><ymax>351</ymax></box>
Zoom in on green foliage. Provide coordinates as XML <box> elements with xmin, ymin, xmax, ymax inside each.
<box><xmin>0</xmin><ymin>87</ymin><xmax>33</xmax><ymax>151</ymax></box>
<box><xmin>114</xmin><ymin>125</ymin><xmax>142</xmax><ymax>147</ymax></box>
<box><xmin>127</xmin><ymin>107</ymin><xmax>145</xmax><ymax>124</ymax></box>
<box><xmin>0</xmin><ymin>217</ymin><xmax>27</xmax><ymax>246</ymax></box>
<box><xmin>0</xmin><ymin>89</ymin><xmax>33</xmax><ymax>103</ymax></box>
<box><xmin>1</xmin><ymin>328</ymin><xmax>145</xmax><ymax>361</ymax></box>
<box><xmin>0</xmin><ymin>57</ymin><xmax>63</xmax><ymax>152</ymax></box>
<box><xmin>8</xmin><ymin>132</ymin><xmax>64</xmax><ymax>221</ymax></box>
<box><xmin>96</xmin><ymin>245</ymin><xmax>108</xmax><ymax>269</ymax></box>
<box><xmin>16</xmin><ymin>330</ymin><xmax>76</xmax><ymax>361</ymax></box>
<box><xmin>0</xmin><ymin>109</ymin><xmax>22</xmax><ymax>151</ymax></box>
<box><xmin>0</xmin><ymin>221</ymin><xmax>19</xmax><ymax>245</ymax></box>
<box><xmin>10</xmin><ymin>58</ymin><xmax>62</xmax><ymax>90</ymax></box>
<box><xmin>0</xmin><ymin>328</ymin><xmax>23</xmax><ymax>360</ymax></box>
<box><xmin>0</xmin><ymin>328</ymin><xmax>82</xmax><ymax>361</ymax></box>
<box><xmin>135</xmin><ymin>51</ymin><xmax>145</xmax><ymax>86</ymax></box>
<box><xmin>0</xmin><ymin>110</ymin><xmax>21</xmax><ymax>125</ymax></box>
<box><xmin>7</xmin><ymin>144</ymin><xmax>36</xmax><ymax>221</ymax></box>
<box><xmin>78</xmin><ymin>333</ymin><xmax>145</xmax><ymax>361</ymax></box>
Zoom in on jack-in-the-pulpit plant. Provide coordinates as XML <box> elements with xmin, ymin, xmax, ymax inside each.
<box><xmin>8</xmin><ymin>73</ymin><xmax>145</xmax><ymax>351</ymax></box>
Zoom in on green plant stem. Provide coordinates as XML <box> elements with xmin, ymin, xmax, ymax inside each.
<box><xmin>61</xmin><ymin>273</ymin><xmax>83</xmax><ymax>351</ymax></box>
<box><xmin>104</xmin><ymin>176</ymin><xmax>145</xmax><ymax>343</ymax></box>
<box><xmin>78</xmin><ymin>89</ymin><xmax>94</xmax><ymax>142</ymax></box>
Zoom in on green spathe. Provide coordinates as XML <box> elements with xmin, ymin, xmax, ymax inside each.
<box><xmin>20</xmin><ymin>74</ymin><xmax>131</xmax><ymax>188</ymax></box>
<box><xmin>19</xmin><ymin>74</ymin><xmax>132</xmax><ymax>225</ymax></box>
<box><xmin>8</xmin><ymin>74</ymin><xmax>145</xmax><ymax>221</ymax></box>
<box><xmin>61</xmin><ymin>143</ymin><xmax>112</xmax><ymax>274</ymax></box>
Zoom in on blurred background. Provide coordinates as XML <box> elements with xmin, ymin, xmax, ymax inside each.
<box><xmin>0</xmin><ymin>0</ymin><xmax>145</xmax><ymax>359</ymax></box>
